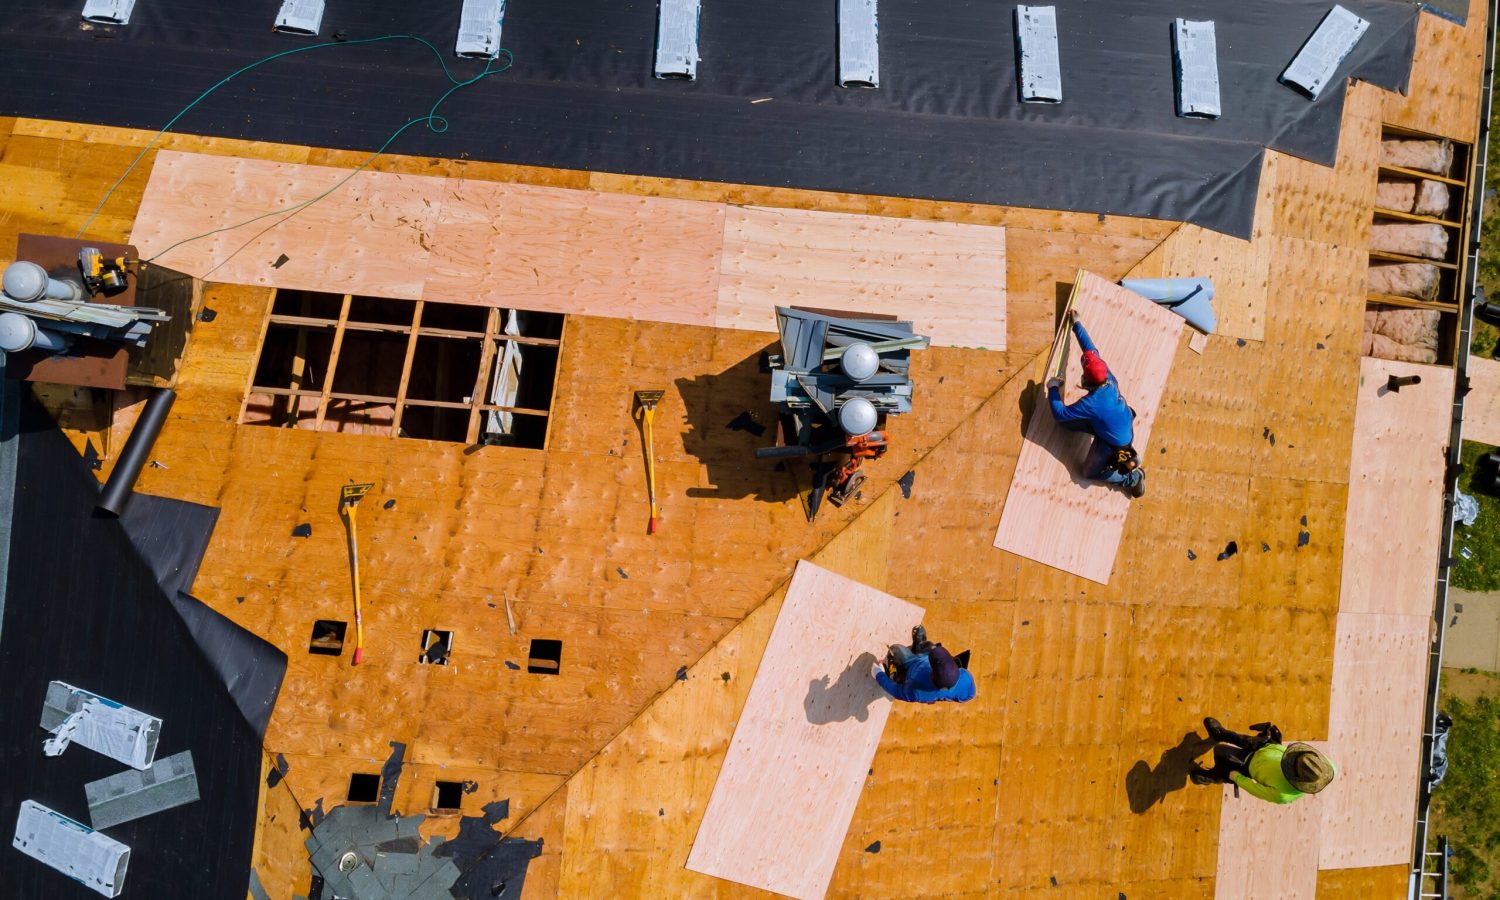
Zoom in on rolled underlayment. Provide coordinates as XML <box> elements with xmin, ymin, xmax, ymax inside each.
<box><xmin>1375</xmin><ymin>179</ymin><xmax>1450</xmax><ymax>216</ymax></box>
<box><xmin>1380</xmin><ymin>138</ymin><xmax>1453</xmax><ymax>175</ymax></box>
<box><xmin>1370</xmin><ymin>222</ymin><xmax>1449</xmax><ymax>259</ymax></box>
<box><xmin>1362</xmin><ymin>307</ymin><xmax>1443</xmax><ymax>364</ymax></box>
<box><xmin>1367</xmin><ymin>262</ymin><xmax>1440</xmax><ymax>299</ymax></box>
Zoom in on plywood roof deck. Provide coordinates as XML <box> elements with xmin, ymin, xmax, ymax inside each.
<box><xmin>0</xmin><ymin>0</ymin><xmax>1487</xmax><ymax>895</ymax></box>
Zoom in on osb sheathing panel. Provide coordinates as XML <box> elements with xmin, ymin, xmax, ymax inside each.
<box><xmin>1314</xmin><ymin>863</ymin><xmax>1409</xmax><ymax>898</ymax></box>
<box><xmin>1319</xmin><ymin>612</ymin><xmax>1430</xmax><ymax>869</ymax></box>
<box><xmin>1249</xmin><ymin>238</ymin><xmax>1368</xmax><ymax>484</ymax></box>
<box><xmin>715</xmin><ymin>206</ymin><xmax>1007</xmax><ymax>349</ymax></box>
<box><xmin>1339</xmin><ymin>358</ymin><xmax>1453</xmax><ymax>619</ymax></box>
<box><xmin>1466</xmin><ymin>355</ymin><xmax>1500</xmax><ymax>447</ymax></box>
<box><xmin>513</xmin><ymin>781</ymin><xmax>569</xmax><ymax>900</ymax></box>
<box><xmin>131</xmin><ymin>152</ymin><xmax>448</xmax><ymax>297</ymax></box>
<box><xmin>1383</xmin><ymin>0</ymin><xmax>1490</xmax><ymax>144</ymax></box>
<box><xmin>994</xmin><ymin>273</ymin><xmax>1185</xmax><ymax>583</ymax></box>
<box><xmin>426</xmin><ymin>179</ymin><xmax>725</xmax><ymax>327</ymax></box>
<box><xmin>1214</xmin><ymin>776</ymin><xmax>1324</xmax><ymax>900</ymax></box>
<box><xmin>250</xmin><ymin>754</ymin><xmax>314</xmax><ymax>900</ymax></box>
<box><xmin>685</xmin><ymin>562</ymin><xmax>923</xmax><ymax>900</ymax></box>
<box><xmin>1237</xmin><ymin>477</ymin><xmax>1349</xmax><ymax>621</ymax></box>
<box><xmin>553</xmin><ymin>495</ymin><xmax>896</xmax><ymax>899</ymax></box>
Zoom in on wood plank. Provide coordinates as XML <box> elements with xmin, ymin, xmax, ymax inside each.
<box><xmin>685</xmin><ymin>560</ymin><xmax>923</xmax><ymax>900</ymax></box>
<box><xmin>1338</xmin><ymin>358</ymin><xmax>1453</xmax><ymax>618</ymax></box>
<box><xmin>715</xmin><ymin>206</ymin><xmax>1007</xmax><ymax>349</ymax></box>
<box><xmin>1373</xmin><ymin>206</ymin><xmax>1461</xmax><ymax>228</ymax></box>
<box><xmin>1465</xmin><ymin>355</ymin><xmax>1500</xmax><ymax>446</ymax></box>
<box><xmin>1382</xmin><ymin>0</ymin><xmax>1490</xmax><ymax>144</ymax></box>
<box><xmin>425</xmin><ymin>179</ymin><xmax>724</xmax><ymax>326</ymax></box>
<box><xmin>1212</xmin><ymin>752</ymin><xmax>1325</xmax><ymax>900</ymax></box>
<box><xmin>1368</xmin><ymin>249</ymin><xmax>1457</xmax><ymax>270</ymax></box>
<box><xmin>993</xmin><ymin>271</ymin><xmax>1185</xmax><ymax>584</ymax></box>
<box><xmin>1378</xmin><ymin>163</ymin><xmax>1467</xmax><ymax>187</ymax></box>
<box><xmin>1314</xmin><ymin>863</ymin><xmax>1410</xmax><ymax>898</ymax></box>
<box><xmin>1318</xmin><ymin>612</ymin><xmax>1429</xmax><ymax>869</ymax></box>
<box><xmin>129</xmin><ymin>150</ymin><xmax>446</xmax><ymax>298</ymax></box>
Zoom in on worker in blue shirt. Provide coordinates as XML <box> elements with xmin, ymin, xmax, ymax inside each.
<box><xmin>871</xmin><ymin>626</ymin><xmax>975</xmax><ymax>704</ymax></box>
<box><xmin>1047</xmin><ymin>313</ymin><xmax>1146</xmax><ymax>498</ymax></box>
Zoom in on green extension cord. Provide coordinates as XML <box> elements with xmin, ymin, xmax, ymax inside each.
<box><xmin>75</xmin><ymin>34</ymin><xmax>513</xmax><ymax>264</ymax></box>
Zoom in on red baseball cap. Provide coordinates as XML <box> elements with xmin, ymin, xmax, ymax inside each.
<box><xmin>1081</xmin><ymin>351</ymin><xmax>1109</xmax><ymax>387</ymax></box>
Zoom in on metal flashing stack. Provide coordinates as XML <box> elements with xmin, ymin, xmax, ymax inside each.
<box><xmin>767</xmin><ymin>307</ymin><xmax>928</xmax><ymax>445</ymax></box>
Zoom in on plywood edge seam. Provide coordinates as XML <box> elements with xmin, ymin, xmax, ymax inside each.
<box><xmin>488</xmin><ymin>342</ymin><xmax>1051</xmax><ymax>851</ymax></box>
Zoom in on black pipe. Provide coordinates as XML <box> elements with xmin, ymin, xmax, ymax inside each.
<box><xmin>96</xmin><ymin>387</ymin><xmax>176</xmax><ymax>517</ymax></box>
<box><xmin>1387</xmin><ymin>374</ymin><xmax>1422</xmax><ymax>392</ymax></box>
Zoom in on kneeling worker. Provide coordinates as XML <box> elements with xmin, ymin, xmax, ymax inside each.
<box><xmin>871</xmin><ymin>626</ymin><xmax>975</xmax><ymax>704</ymax></box>
<box><xmin>1047</xmin><ymin>313</ymin><xmax>1145</xmax><ymax>498</ymax></box>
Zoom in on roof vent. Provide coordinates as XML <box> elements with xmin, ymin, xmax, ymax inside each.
<box><xmin>655</xmin><ymin>0</ymin><xmax>701</xmax><ymax>80</ymax></box>
<box><xmin>457</xmin><ymin>0</ymin><xmax>506</xmax><ymax>59</ymax></box>
<box><xmin>274</xmin><ymin>0</ymin><xmax>325</xmax><ymax>36</ymax></box>
<box><xmin>81</xmin><ymin>0</ymin><xmax>134</xmax><ymax>25</ymax></box>
<box><xmin>1015</xmin><ymin>6</ymin><xmax>1062</xmax><ymax>103</ymax></box>
<box><xmin>1281</xmin><ymin>5</ymin><xmax>1368</xmax><ymax>99</ymax></box>
<box><xmin>1172</xmin><ymin>19</ymin><xmax>1221</xmax><ymax>119</ymax></box>
<box><xmin>837</xmin><ymin>0</ymin><xmax>879</xmax><ymax>88</ymax></box>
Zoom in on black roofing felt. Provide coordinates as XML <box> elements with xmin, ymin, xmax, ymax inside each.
<box><xmin>1</xmin><ymin>0</ymin><xmax>1420</xmax><ymax>237</ymax></box>
<box><xmin>0</xmin><ymin>399</ymin><xmax>284</xmax><ymax>900</ymax></box>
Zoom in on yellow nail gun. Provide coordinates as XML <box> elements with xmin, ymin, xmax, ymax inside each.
<box><xmin>78</xmin><ymin>247</ymin><xmax>135</xmax><ymax>295</ymax></box>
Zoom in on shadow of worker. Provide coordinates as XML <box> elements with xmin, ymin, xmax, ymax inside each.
<box><xmin>804</xmin><ymin>652</ymin><xmax>883</xmax><ymax>725</ymax></box>
<box><xmin>1126</xmin><ymin>730</ymin><xmax>1214</xmax><ymax>814</ymax></box>
<box><xmin>673</xmin><ymin>344</ymin><xmax>797</xmax><ymax>504</ymax></box>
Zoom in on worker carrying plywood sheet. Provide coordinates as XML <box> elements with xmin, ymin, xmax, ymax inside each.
<box><xmin>871</xmin><ymin>626</ymin><xmax>975</xmax><ymax>704</ymax></box>
<box><xmin>1046</xmin><ymin>313</ymin><xmax>1146</xmax><ymax>497</ymax></box>
<box><xmin>1191</xmin><ymin>717</ymin><xmax>1337</xmax><ymax>803</ymax></box>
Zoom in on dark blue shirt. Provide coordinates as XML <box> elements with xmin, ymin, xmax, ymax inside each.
<box><xmin>875</xmin><ymin>655</ymin><xmax>976</xmax><ymax>704</ymax></box>
<box><xmin>1047</xmin><ymin>322</ymin><xmax>1134</xmax><ymax>448</ymax></box>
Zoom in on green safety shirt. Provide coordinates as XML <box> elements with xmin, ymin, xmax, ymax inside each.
<box><xmin>1229</xmin><ymin>743</ymin><xmax>1335</xmax><ymax>804</ymax></box>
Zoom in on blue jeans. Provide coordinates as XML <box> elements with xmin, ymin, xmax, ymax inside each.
<box><xmin>1061</xmin><ymin>421</ymin><xmax>1142</xmax><ymax>491</ymax></box>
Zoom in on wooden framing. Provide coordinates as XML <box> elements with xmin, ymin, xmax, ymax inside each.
<box><xmin>242</xmin><ymin>289</ymin><xmax>560</xmax><ymax>444</ymax></box>
<box><xmin>1365</xmin><ymin>122</ymin><xmax>1476</xmax><ymax>363</ymax></box>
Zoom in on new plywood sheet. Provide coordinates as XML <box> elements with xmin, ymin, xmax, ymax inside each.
<box><xmin>130</xmin><ymin>150</ymin><xmax>446</xmax><ymax>298</ymax></box>
<box><xmin>685</xmin><ymin>560</ymin><xmax>923</xmax><ymax>900</ymax></box>
<box><xmin>993</xmin><ymin>271</ymin><xmax>1185</xmax><ymax>584</ymax></box>
<box><xmin>1465</xmin><ymin>355</ymin><xmax>1500</xmax><ymax>447</ymax></box>
<box><xmin>1318</xmin><ymin>612</ymin><xmax>1428</xmax><ymax>869</ymax></box>
<box><xmin>1339</xmin><ymin>358</ymin><xmax>1453</xmax><ymax>617</ymax></box>
<box><xmin>1213</xmin><ymin>756</ymin><xmax>1325</xmax><ymax>900</ymax></box>
<box><xmin>716</xmin><ymin>205</ymin><xmax>1007</xmax><ymax>349</ymax></box>
<box><xmin>425</xmin><ymin>179</ymin><xmax>724</xmax><ymax>326</ymax></box>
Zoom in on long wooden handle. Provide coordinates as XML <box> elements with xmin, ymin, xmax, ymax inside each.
<box><xmin>1042</xmin><ymin>270</ymin><xmax>1085</xmax><ymax>382</ymax></box>
<box><xmin>644</xmin><ymin>409</ymin><xmax>660</xmax><ymax>534</ymax></box>
<box><xmin>349</xmin><ymin>508</ymin><xmax>365</xmax><ymax>665</ymax></box>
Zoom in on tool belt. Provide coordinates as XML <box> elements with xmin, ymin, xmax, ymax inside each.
<box><xmin>1106</xmin><ymin>443</ymin><xmax>1140</xmax><ymax>474</ymax></box>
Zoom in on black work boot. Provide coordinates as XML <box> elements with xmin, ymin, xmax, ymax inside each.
<box><xmin>1203</xmin><ymin>717</ymin><xmax>1229</xmax><ymax>741</ymax></box>
<box><xmin>911</xmin><ymin>625</ymin><xmax>928</xmax><ymax>650</ymax></box>
<box><xmin>1189</xmin><ymin>767</ymin><xmax>1218</xmax><ymax>786</ymax></box>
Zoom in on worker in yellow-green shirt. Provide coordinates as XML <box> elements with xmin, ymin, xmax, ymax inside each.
<box><xmin>1189</xmin><ymin>717</ymin><xmax>1336</xmax><ymax>803</ymax></box>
